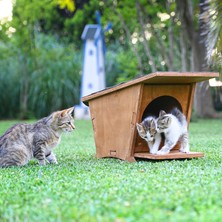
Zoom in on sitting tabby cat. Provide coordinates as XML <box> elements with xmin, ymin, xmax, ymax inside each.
<box><xmin>0</xmin><ymin>107</ymin><xmax>75</xmax><ymax>167</ymax></box>
<box><xmin>156</xmin><ymin>108</ymin><xmax>189</xmax><ymax>155</ymax></box>
<box><xmin>136</xmin><ymin>116</ymin><xmax>161</xmax><ymax>154</ymax></box>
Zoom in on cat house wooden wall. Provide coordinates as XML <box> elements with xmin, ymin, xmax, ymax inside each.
<box><xmin>82</xmin><ymin>72</ymin><xmax>219</xmax><ymax>162</ymax></box>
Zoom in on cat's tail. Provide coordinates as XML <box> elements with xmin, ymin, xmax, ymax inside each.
<box><xmin>171</xmin><ymin>107</ymin><xmax>187</xmax><ymax>125</ymax></box>
<box><xmin>171</xmin><ymin>107</ymin><xmax>183</xmax><ymax>116</ymax></box>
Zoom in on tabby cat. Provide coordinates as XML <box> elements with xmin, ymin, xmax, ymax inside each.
<box><xmin>136</xmin><ymin>116</ymin><xmax>161</xmax><ymax>154</ymax></box>
<box><xmin>156</xmin><ymin>108</ymin><xmax>189</xmax><ymax>155</ymax></box>
<box><xmin>0</xmin><ymin>107</ymin><xmax>75</xmax><ymax>167</ymax></box>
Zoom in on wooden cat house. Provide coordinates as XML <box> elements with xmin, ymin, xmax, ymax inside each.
<box><xmin>82</xmin><ymin>72</ymin><xmax>219</xmax><ymax>162</ymax></box>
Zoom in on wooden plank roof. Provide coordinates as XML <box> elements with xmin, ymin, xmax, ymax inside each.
<box><xmin>82</xmin><ymin>72</ymin><xmax>219</xmax><ymax>105</ymax></box>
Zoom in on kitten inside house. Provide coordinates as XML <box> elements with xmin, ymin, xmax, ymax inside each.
<box><xmin>136</xmin><ymin>107</ymin><xmax>189</xmax><ymax>155</ymax></box>
<box><xmin>156</xmin><ymin>108</ymin><xmax>189</xmax><ymax>155</ymax></box>
<box><xmin>0</xmin><ymin>107</ymin><xmax>75</xmax><ymax>167</ymax></box>
<box><xmin>136</xmin><ymin>116</ymin><xmax>161</xmax><ymax>154</ymax></box>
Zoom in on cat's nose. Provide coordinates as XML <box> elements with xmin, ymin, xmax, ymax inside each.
<box><xmin>71</xmin><ymin>123</ymin><xmax>75</xmax><ymax>130</ymax></box>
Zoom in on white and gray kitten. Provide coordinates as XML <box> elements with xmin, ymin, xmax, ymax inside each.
<box><xmin>136</xmin><ymin>116</ymin><xmax>161</xmax><ymax>154</ymax></box>
<box><xmin>156</xmin><ymin>108</ymin><xmax>189</xmax><ymax>155</ymax></box>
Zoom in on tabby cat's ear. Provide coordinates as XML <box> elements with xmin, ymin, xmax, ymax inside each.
<box><xmin>52</xmin><ymin>111</ymin><xmax>62</xmax><ymax>120</ymax></box>
<box><xmin>67</xmin><ymin>107</ymin><xmax>75</xmax><ymax>118</ymax></box>
<box><xmin>60</xmin><ymin>109</ymin><xmax>67</xmax><ymax>117</ymax></box>
<box><xmin>59</xmin><ymin>107</ymin><xmax>74</xmax><ymax>118</ymax></box>
<box><xmin>159</xmin><ymin>110</ymin><xmax>166</xmax><ymax>117</ymax></box>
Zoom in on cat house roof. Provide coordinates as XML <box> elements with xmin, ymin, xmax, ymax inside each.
<box><xmin>82</xmin><ymin>72</ymin><xmax>219</xmax><ymax>105</ymax></box>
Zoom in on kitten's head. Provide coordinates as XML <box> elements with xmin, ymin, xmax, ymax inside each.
<box><xmin>156</xmin><ymin>110</ymin><xmax>172</xmax><ymax>133</ymax></box>
<box><xmin>136</xmin><ymin>117</ymin><xmax>157</xmax><ymax>142</ymax></box>
<box><xmin>51</xmin><ymin>107</ymin><xmax>75</xmax><ymax>132</ymax></box>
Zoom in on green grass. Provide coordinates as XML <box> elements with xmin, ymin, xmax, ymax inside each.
<box><xmin>0</xmin><ymin>119</ymin><xmax>222</xmax><ymax>222</ymax></box>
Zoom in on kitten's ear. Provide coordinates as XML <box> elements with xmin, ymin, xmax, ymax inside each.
<box><xmin>136</xmin><ymin>123</ymin><xmax>143</xmax><ymax>132</ymax></box>
<box><xmin>165</xmin><ymin>116</ymin><xmax>172</xmax><ymax>125</ymax></box>
<box><xmin>150</xmin><ymin>119</ymin><xmax>155</xmax><ymax>128</ymax></box>
<box><xmin>159</xmin><ymin>110</ymin><xmax>166</xmax><ymax>117</ymax></box>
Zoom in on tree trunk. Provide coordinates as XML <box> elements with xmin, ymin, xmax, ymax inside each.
<box><xmin>193</xmin><ymin>0</ymin><xmax>222</xmax><ymax>118</ymax></box>
<box><xmin>115</xmin><ymin>9</ymin><xmax>144</xmax><ymax>74</ymax></box>
<box><xmin>176</xmin><ymin>0</ymin><xmax>221</xmax><ymax>118</ymax></box>
<box><xmin>166</xmin><ymin>0</ymin><xmax>174</xmax><ymax>71</ymax></box>
<box><xmin>19</xmin><ymin>56</ymin><xmax>29</xmax><ymax>119</ymax></box>
<box><xmin>194</xmin><ymin>79</ymin><xmax>222</xmax><ymax>117</ymax></box>
<box><xmin>150</xmin><ymin>24</ymin><xmax>172</xmax><ymax>70</ymax></box>
<box><xmin>180</xmin><ymin>32</ymin><xmax>188</xmax><ymax>71</ymax></box>
<box><xmin>136</xmin><ymin>0</ymin><xmax>157</xmax><ymax>73</ymax></box>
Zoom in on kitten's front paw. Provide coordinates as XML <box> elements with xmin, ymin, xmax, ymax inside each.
<box><xmin>179</xmin><ymin>149</ymin><xmax>190</xmax><ymax>154</ymax></box>
<box><xmin>156</xmin><ymin>150</ymin><xmax>169</xmax><ymax>155</ymax></box>
<box><xmin>150</xmin><ymin>150</ymin><xmax>158</xmax><ymax>154</ymax></box>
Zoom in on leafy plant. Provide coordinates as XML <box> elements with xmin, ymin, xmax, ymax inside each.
<box><xmin>105</xmin><ymin>42</ymin><xmax>138</xmax><ymax>85</ymax></box>
<box><xmin>204</xmin><ymin>0</ymin><xmax>222</xmax><ymax>72</ymax></box>
<box><xmin>28</xmin><ymin>34</ymin><xmax>81</xmax><ymax>118</ymax></box>
<box><xmin>0</xmin><ymin>43</ymin><xmax>20</xmax><ymax>119</ymax></box>
<box><xmin>0</xmin><ymin>34</ymin><xmax>81</xmax><ymax>119</ymax></box>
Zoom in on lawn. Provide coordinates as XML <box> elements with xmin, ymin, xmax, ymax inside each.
<box><xmin>0</xmin><ymin>119</ymin><xmax>221</xmax><ymax>222</ymax></box>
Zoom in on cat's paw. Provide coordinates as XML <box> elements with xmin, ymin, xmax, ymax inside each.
<box><xmin>52</xmin><ymin>160</ymin><xmax>58</xmax><ymax>164</ymax></box>
<box><xmin>156</xmin><ymin>150</ymin><xmax>169</xmax><ymax>155</ymax></box>
<box><xmin>46</xmin><ymin>153</ymin><xmax>58</xmax><ymax>164</ymax></box>
<box><xmin>39</xmin><ymin>160</ymin><xmax>46</xmax><ymax>165</ymax></box>
<box><xmin>49</xmin><ymin>159</ymin><xmax>58</xmax><ymax>164</ymax></box>
<box><xmin>179</xmin><ymin>149</ymin><xmax>190</xmax><ymax>154</ymax></box>
<box><xmin>150</xmin><ymin>150</ymin><xmax>158</xmax><ymax>154</ymax></box>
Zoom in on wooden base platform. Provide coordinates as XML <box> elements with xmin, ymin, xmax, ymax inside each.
<box><xmin>134</xmin><ymin>150</ymin><xmax>204</xmax><ymax>160</ymax></box>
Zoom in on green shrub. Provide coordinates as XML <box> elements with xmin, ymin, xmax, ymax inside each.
<box><xmin>28</xmin><ymin>34</ymin><xmax>81</xmax><ymax>118</ymax></box>
<box><xmin>0</xmin><ymin>34</ymin><xmax>81</xmax><ymax>119</ymax></box>
<box><xmin>0</xmin><ymin>42</ymin><xmax>20</xmax><ymax>119</ymax></box>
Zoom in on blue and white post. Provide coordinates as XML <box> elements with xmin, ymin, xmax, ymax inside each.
<box><xmin>75</xmin><ymin>12</ymin><xmax>108</xmax><ymax>119</ymax></box>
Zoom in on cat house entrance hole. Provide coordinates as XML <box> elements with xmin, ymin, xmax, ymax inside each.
<box><xmin>138</xmin><ymin>96</ymin><xmax>183</xmax><ymax>154</ymax></box>
<box><xmin>82</xmin><ymin>72</ymin><xmax>219</xmax><ymax>161</ymax></box>
<box><xmin>142</xmin><ymin>96</ymin><xmax>182</xmax><ymax>120</ymax></box>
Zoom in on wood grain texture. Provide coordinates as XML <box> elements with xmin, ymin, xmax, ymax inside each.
<box><xmin>90</xmin><ymin>84</ymin><xmax>142</xmax><ymax>160</ymax></box>
<box><xmin>83</xmin><ymin>72</ymin><xmax>218</xmax><ymax>161</ymax></box>
<box><xmin>134</xmin><ymin>150</ymin><xmax>204</xmax><ymax>160</ymax></box>
<box><xmin>133</xmin><ymin>84</ymin><xmax>194</xmax><ymax>153</ymax></box>
<box><xmin>82</xmin><ymin>72</ymin><xmax>219</xmax><ymax>105</ymax></box>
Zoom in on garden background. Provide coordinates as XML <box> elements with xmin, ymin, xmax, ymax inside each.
<box><xmin>0</xmin><ymin>0</ymin><xmax>222</xmax><ymax>120</ymax></box>
<box><xmin>0</xmin><ymin>1</ymin><xmax>222</xmax><ymax>221</ymax></box>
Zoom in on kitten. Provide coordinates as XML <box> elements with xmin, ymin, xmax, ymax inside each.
<box><xmin>0</xmin><ymin>107</ymin><xmax>75</xmax><ymax>167</ymax></box>
<box><xmin>156</xmin><ymin>108</ymin><xmax>189</xmax><ymax>155</ymax></box>
<box><xmin>136</xmin><ymin>116</ymin><xmax>161</xmax><ymax>154</ymax></box>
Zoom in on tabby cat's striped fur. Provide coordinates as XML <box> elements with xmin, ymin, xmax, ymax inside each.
<box><xmin>0</xmin><ymin>107</ymin><xmax>75</xmax><ymax>167</ymax></box>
